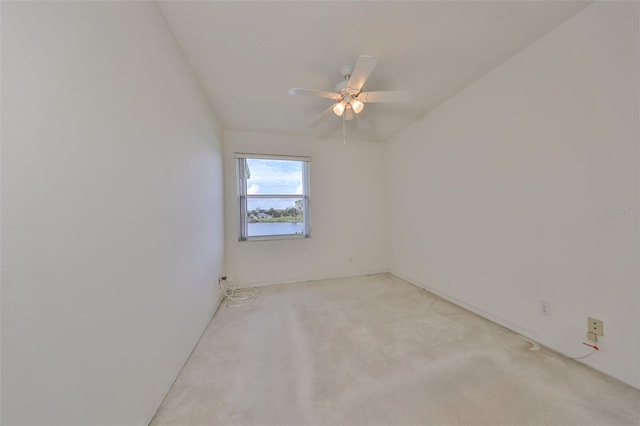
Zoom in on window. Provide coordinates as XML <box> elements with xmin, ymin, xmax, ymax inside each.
<box><xmin>236</xmin><ymin>153</ymin><xmax>310</xmax><ymax>241</ymax></box>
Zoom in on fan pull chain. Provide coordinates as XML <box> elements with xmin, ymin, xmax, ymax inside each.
<box><xmin>342</xmin><ymin>113</ymin><xmax>346</xmax><ymax>144</ymax></box>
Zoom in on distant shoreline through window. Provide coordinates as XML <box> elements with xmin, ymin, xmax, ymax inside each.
<box><xmin>236</xmin><ymin>153</ymin><xmax>311</xmax><ymax>241</ymax></box>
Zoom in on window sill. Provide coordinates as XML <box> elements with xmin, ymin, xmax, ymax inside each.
<box><xmin>240</xmin><ymin>234</ymin><xmax>310</xmax><ymax>242</ymax></box>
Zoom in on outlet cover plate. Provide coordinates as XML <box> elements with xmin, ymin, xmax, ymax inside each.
<box><xmin>540</xmin><ymin>301</ymin><xmax>551</xmax><ymax>316</ymax></box>
<box><xmin>588</xmin><ymin>317</ymin><xmax>603</xmax><ymax>336</ymax></box>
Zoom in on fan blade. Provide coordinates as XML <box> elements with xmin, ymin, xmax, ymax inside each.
<box><xmin>347</xmin><ymin>55</ymin><xmax>377</xmax><ymax>91</ymax></box>
<box><xmin>358</xmin><ymin>91</ymin><xmax>412</xmax><ymax>103</ymax></box>
<box><xmin>289</xmin><ymin>88</ymin><xmax>341</xmax><ymax>100</ymax></box>
<box><xmin>308</xmin><ymin>104</ymin><xmax>337</xmax><ymax>128</ymax></box>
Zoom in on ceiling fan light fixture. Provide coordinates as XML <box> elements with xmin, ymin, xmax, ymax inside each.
<box><xmin>289</xmin><ymin>55</ymin><xmax>412</xmax><ymax>129</ymax></box>
<box><xmin>344</xmin><ymin>105</ymin><xmax>355</xmax><ymax>121</ymax></box>
<box><xmin>351</xmin><ymin>99</ymin><xmax>364</xmax><ymax>114</ymax></box>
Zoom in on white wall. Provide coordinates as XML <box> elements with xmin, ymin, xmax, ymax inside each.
<box><xmin>224</xmin><ymin>131</ymin><xmax>387</xmax><ymax>286</ymax></box>
<box><xmin>1</xmin><ymin>2</ymin><xmax>225</xmax><ymax>424</ymax></box>
<box><xmin>387</xmin><ymin>2</ymin><xmax>639</xmax><ymax>389</ymax></box>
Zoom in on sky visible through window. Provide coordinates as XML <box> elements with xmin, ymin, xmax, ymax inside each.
<box><xmin>246</xmin><ymin>159</ymin><xmax>303</xmax><ymax>211</ymax></box>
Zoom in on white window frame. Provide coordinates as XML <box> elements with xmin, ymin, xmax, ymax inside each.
<box><xmin>236</xmin><ymin>153</ymin><xmax>311</xmax><ymax>241</ymax></box>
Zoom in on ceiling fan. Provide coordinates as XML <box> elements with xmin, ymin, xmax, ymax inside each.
<box><xmin>288</xmin><ymin>55</ymin><xmax>412</xmax><ymax>127</ymax></box>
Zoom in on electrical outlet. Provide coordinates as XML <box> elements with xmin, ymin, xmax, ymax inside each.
<box><xmin>588</xmin><ymin>317</ymin><xmax>603</xmax><ymax>336</ymax></box>
<box><xmin>540</xmin><ymin>301</ymin><xmax>551</xmax><ymax>316</ymax></box>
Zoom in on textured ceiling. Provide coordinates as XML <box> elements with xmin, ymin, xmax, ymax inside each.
<box><xmin>159</xmin><ymin>1</ymin><xmax>590</xmax><ymax>142</ymax></box>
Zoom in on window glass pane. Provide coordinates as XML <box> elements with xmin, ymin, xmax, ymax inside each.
<box><xmin>246</xmin><ymin>159</ymin><xmax>303</xmax><ymax>195</ymax></box>
<box><xmin>246</xmin><ymin>197</ymin><xmax>304</xmax><ymax>237</ymax></box>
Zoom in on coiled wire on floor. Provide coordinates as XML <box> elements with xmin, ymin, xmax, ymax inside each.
<box><xmin>218</xmin><ymin>276</ymin><xmax>257</xmax><ymax>307</ymax></box>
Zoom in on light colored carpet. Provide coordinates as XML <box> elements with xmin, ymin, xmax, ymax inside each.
<box><xmin>151</xmin><ymin>274</ymin><xmax>640</xmax><ymax>426</ymax></box>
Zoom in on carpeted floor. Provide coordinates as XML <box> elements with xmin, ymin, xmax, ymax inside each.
<box><xmin>151</xmin><ymin>274</ymin><xmax>640</xmax><ymax>426</ymax></box>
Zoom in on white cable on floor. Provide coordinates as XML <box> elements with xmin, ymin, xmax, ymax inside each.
<box><xmin>218</xmin><ymin>276</ymin><xmax>257</xmax><ymax>307</ymax></box>
<box><xmin>567</xmin><ymin>349</ymin><xmax>596</xmax><ymax>360</ymax></box>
